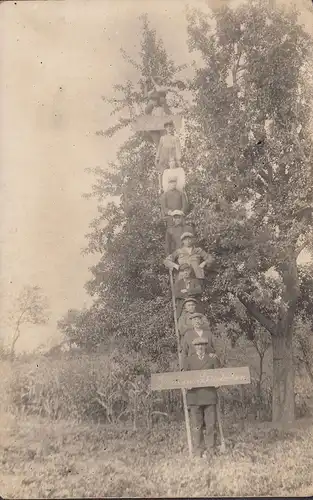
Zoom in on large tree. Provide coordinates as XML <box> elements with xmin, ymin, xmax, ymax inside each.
<box><xmin>83</xmin><ymin>16</ymin><xmax>188</xmax><ymax>362</ymax></box>
<box><xmin>185</xmin><ymin>0</ymin><xmax>313</xmax><ymax>423</ymax></box>
<box><xmin>82</xmin><ymin>2</ymin><xmax>313</xmax><ymax>423</ymax></box>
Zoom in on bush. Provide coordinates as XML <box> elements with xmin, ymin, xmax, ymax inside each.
<box><xmin>7</xmin><ymin>349</ymin><xmax>182</xmax><ymax>426</ymax></box>
<box><xmin>6</xmin><ymin>336</ymin><xmax>312</xmax><ymax>427</ymax></box>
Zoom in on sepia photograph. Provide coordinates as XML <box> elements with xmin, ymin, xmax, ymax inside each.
<box><xmin>1</xmin><ymin>0</ymin><xmax>313</xmax><ymax>497</ymax></box>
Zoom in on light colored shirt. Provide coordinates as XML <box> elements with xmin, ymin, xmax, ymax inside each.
<box><xmin>194</xmin><ymin>328</ymin><xmax>203</xmax><ymax>337</ymax></box>
<box><xmin>164</xmin><ymin>246</ymin><xmax>214</xmax><ymax>279</ymax></box>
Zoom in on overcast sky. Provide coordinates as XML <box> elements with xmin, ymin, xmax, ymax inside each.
<box><xmin>0</xmin><ymin>0</ymin><xmax>206</xmax><ymax>351</ymax></box>
<box><xmin>0</xmin><ymin>0</ymin><xmax>312</xmax><ymax>352</ymax></box>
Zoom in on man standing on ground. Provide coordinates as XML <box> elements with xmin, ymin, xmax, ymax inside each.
<box><xmin>183</xmin><ymin>337</ymin><xmax>220</xmax><ymax>458</ymax></box>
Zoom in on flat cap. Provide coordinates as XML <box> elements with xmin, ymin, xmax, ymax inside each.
<box><xmin>179</xmin><ymin>263</ymin><xmax>192</xmax><ymax>271</ymax></box>
<box><xmin>192</xmin><ymin>337</ymin><xmax>209</xmax><ymax>345</ymax></box>
<box><xmin>170</xmin><ymin>209</ymin><xmax>185</xmax><ymax>216</ymax></box>
<box><xmin>164</xmin><ymin>119</ymin><xmax>174</xmax><ymax>127</ymax></box>
<box><xmin>180</xmin><ymin>232</ymin><xmax>194</xmax><ymax>240</ymax></box>
<box><xmin>182</xmin><ymin>297</ymin><xmax>198</xmax><ymax>307</ymax></box>
<box><xmin>189</xmin><ymin>312</ymin><xmax>205</xmax><ymax>319</ymax></box>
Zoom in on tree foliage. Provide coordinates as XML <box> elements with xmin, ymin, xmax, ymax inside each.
<box><xmin>81</xmin><ymin>16</ymin><xmax>192</xmax><ymax>358</ymax></box>
<box><xmin>185</xmin><ymin>0</ymin><xmax>313</xmax><ymax>422</ymax></box>
<box><xmin>63</xmin><ymin>1</ymin><xmax>313</xmax><ymax>422</ymax></box>
<box><xmin>9</xmin><ymin>285</ymin><xmax>49</xmax><ymax>358</ymax></box>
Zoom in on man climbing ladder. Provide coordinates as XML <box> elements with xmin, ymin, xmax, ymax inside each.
<box><xmin>135</xmin><ymin>75</ymin><xmax>251</xmax><ymax>457</ymax></box>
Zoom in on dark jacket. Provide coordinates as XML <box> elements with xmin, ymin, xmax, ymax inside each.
<box><xmin>174</xmin><ymin>277</ymin><xmax>202</xmax><ymax>299</ymax></box>
<box><xmin>160</xmin><ymin>189</ymin><xmax>189</xmax><ymax>218</ymax></box>
<box><xmin>178</xmin><ymin>310</ymin><xmax>209</xmax><ymax>337</ymax></box>
<box><xmin>184</xmin><ymin>353</ymin><xmax>220</xmax><ymax>406</ymax></box>
<box><xmin>182</xmin><ymin>328</ymin><xmax>214</xmax><ymax>362</ymax></box>
<box><xmin>164</xmin><ymin>246</ymin><xmax>214</xmax><ymax>280</ymax></box>
<box><xmin>165</xmin><ymin>223</ymin><xmax>195</xmax><ymax>255</ymax></box>
<box><xmin>174</xmin><ymin>278</ymin><xmax>202</xmax><ymax>317</ymax></box>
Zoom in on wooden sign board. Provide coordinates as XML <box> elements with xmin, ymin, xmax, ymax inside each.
<box><xmin>132</xmin><ymin>114</ymin><xmax>182</xmax><ymax>132</ymax></box>
<box><xmin>151</xmin><ymin>366</ymin><xmax>250</xmax><ymax>391</ymax></box>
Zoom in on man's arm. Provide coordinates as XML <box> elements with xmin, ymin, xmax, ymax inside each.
<box><xmin>182</xmin><ymin>355</ymin><xmax>189</xmax><ymax>371</ymax></box>
<box><xmin>175</xmin><ymin>280</ymin><xmax>187</xmax><ymax>299</ymax></box>
<box><xmin>175</xmin><ymin>137</ymin><xmax>182</xmax><ymax>163</ymax></box>
<box><xmin>207</xmin><ymin>336</ymin><xmax>223</xmax><ymax>365</ymax></box>
<box><xmin>181</xmin><ymin>332</ymin><xmax>190</xmax><ymax>364</ymax></box>
<box><xmin>160</xmin><ymin>192</ymin><xmax>167</xmax><ymax>218</ymax></box>
<box><xmin>155</xmin><ymin>136</ymin><xmax>164</xmax><ymax>166</ymax></box>
<box><xmin>213</xmin><ymin>355</ymin><xmax>221</xmax><ymax>369</ymax></box>
<box><xmin>181</xmin><ymin>191</ymin><xmax>189</xmax><ymax>215</ymax></box>
<box><xmin>164</xmin><ymin>250</ymin><xmax>180</xmax><ymax>271</ymax></box>
<box><xmin>165</xmin><ymin>229</ymin><xmax>172</xmax><ymax>256</ymax></box>
<box><xmin>199</xmin><ymin>249</ymin><xmax>215</xmax><ymax>269</ymax></box>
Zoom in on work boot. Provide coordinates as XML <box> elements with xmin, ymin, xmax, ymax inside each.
<box><xmin>202</xmin><ymin>447</ymin><xmax>216</xmax><ymax>461</ymax></box>
<box><xmin>193</xmin><ymin>447</ymin><xmax>203</xmax><ymax>458</ymax></box>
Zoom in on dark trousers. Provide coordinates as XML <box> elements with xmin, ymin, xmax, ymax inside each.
<box><xmin>190</xmin><ymin>404</ymin><xmax>217</xmax><ymax>456</ymax></box>
<box><xmin>145</xmin><ymin>100</ymin><xmax>171</xmax><ymax>115</ymax></box>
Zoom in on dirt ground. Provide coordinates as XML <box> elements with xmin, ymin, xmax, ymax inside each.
<box><xmin>0</xmin><ymin>411</ymin><xmax>313</xmax><ymax>498</ymax></box>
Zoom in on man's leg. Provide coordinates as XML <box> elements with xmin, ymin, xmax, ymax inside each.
<box><xmin>190</xmin><ymin>405</ymin><xmax>205</xmax><ymax>457</ymax></box>
<box><xmin>204</xmin><ymin>404</ymin><xmax>217</xmax><ymax>451</ymax></box>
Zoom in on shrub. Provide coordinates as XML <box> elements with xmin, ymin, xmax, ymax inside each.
<box><xmin>7</xmin><ymin>349</ymin><xmax>182</xmax><ymax>426</ymax></box>
<box><xmin>5</xmin><ymin>336</ymin><xmax>312</xmax><ymax>427</ymax></box>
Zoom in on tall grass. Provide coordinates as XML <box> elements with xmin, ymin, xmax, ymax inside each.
<box><xmin>4</xmin><ymin>342</ymin><xmax>312</xmax><ymax>427</ymax></box>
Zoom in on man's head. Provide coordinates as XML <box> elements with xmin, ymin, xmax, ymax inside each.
<box><xmin>181</xmin><ymin>232</ymin><xmax>194</xmax><ymax>247</ymax></box>
<box><xmin>168</xmin><ymin>158</ymin><xmax>176</xmax><ymax>169</ymax></box>
<box><xmin>164</xmin><ymin>120</ymin><xmax>175</xmax><ymax>134</ymax></box>
<box><xmin>180</xmin><ymin>263</ymin><xmax>192</xmax><ymax>279</ymax></box>
<box><xmin>168</xmin><ymin>177</ymin><xmax>177</xmax><ymax>191</ymax></box>
<box><xmin>190</xmin><ymin>312</ymin><xmax>204</xmax><ymax>329</ymax></box>
<box><xmin>171</xmin><ymin>210</ymin><xmax>185</xmax><ymax>226</ymax></box>
<box><xmin>192</xmin><ymin>336</ymin><xmax>208</xmax><ymax>357</ymax></box>
<box><xmin>183</xmin><ymin>298</ymin><xmax>198</xmax><ymax>313</ymax></box>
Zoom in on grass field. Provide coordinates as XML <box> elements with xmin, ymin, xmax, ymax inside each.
<box><xmin>1</xmin><ymin>411</ymin><xmax>313</xmax><ymax>498</ymax></box>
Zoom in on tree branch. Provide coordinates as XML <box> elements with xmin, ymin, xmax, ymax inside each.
<box><xmin>295</xmin><ymin>233</ymin><xmax>313</xmax><ymax>259</ymax></box>
<box><xmin>232</xmin><ymin>47</ymin><xmax>243</xmax><ymax>86</ymax></box>
<box><xmin>237</xmin><ymin>292</ymin><xmax>277</xmax><ymax>336</ymax></box>
<box><xmin>11</xmin><ymin>308</ymin><xmax>27</xmax><ymax>349</ymax></box>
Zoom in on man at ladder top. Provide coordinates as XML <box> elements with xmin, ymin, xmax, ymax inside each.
<box><xmin>183</xmin><ymin>336</ymin><xmax>220</xmax><ymax>458</ymax></box>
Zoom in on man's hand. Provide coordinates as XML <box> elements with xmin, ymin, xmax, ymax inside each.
<box><xmin>206</xmin><ymin>255</ymin><xmax>215</xmax><ymax>268</ymax></box>
<box><xmin>169</xmin><ymin>264</ymin><xmax>179</xmax><ymax>273</ymax></box>
<box><xmin>199</xmin><ymin>261</ymin><xmax>206</xmax><ymax>269</ymax></box>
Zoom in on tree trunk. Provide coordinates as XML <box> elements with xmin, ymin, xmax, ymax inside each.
<box><xmin>237</xmin><ymin>250</ymin><xmax>299</xmax><ymax>424</ymax></box>
<box><xmin>272</xmin><ymin>253</ymin><xmax>299</xmax><ymax>424</ymax></box>
<box><xmin>10</xmin><ymin>328</ymin><xmax>20</xmax><ymax>360</ymax></box>
<box><xmin>272</xmin><ymin>331</ymin><xmax>295</xmax><ymax>424</ymax></box>
<box><xmin>297</xmin><ymin>334</ymin><xmax>313</xmax><ymax>386</ymax></box>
